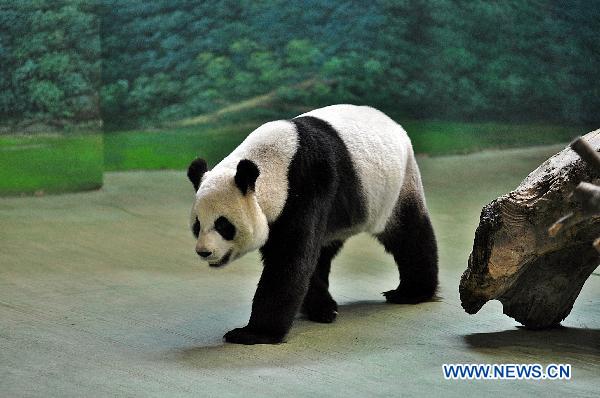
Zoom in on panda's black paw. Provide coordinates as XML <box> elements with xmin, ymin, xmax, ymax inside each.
<box><xmin>383</xmin><ymin>286</ymin><xmax>435</xmax><ymax>304</ymax></box>
<box><xmin>223</xmin><ymin>326</ymin><xmax>285</xmax><ymax>345</ymax></box>
<box><xmin>302</xmin><ymin>298</ymin><xmax>338</xmax><ymax>323</ymax></box>
<box><xmin>306</xmin><ymin>306</ymin><xmax>338</xmax><ymax>323</ymax></box>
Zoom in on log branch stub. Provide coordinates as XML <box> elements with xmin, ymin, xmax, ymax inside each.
<box><xmin>570</xmin><ymin>137</ymin><xmax>600</xmax><ymax>175</ymax></box>
<box><xmin>460</xmin><ymin>130</ymin><xmax>600</xmax><ymax>328</ymax></box>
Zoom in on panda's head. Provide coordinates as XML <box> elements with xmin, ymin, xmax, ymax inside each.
<box><xmin>187</xmin><ymin>158</ymin><xmax>268</xmax><ymax>267</ymax></box>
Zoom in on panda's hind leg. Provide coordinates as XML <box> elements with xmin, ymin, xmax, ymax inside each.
<box><xmin>301</xmin><ymin>240</ymin><xmax>343</xmax><ymax>323</ymax></box>
<box><xmin>376</xmin><ymin>197</ymin><xmax>438</xmax><ymax>304</ymax></box>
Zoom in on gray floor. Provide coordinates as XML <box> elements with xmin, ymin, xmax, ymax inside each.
<box><xmin>1</xmin><ymin>144</ymin><xmax>598</xmax><ymax>397</ymax></box>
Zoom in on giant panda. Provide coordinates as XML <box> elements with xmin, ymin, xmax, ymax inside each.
<box><xmin>187</xmin><ymin>104</ymin><xmax>438</xmax><ymax>345</ymax></box>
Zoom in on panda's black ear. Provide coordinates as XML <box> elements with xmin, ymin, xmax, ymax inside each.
<box><xmin>187</xmin><ymin>158</ymin><xmax>208</xmax><ymax>191</ymax></box>
<box><xmin>235</xmin><ymin>159</ymin><xmax>260</xmax><ymax>195</ymax></box>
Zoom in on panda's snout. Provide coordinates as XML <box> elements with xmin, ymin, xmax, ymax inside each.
<box><xmin>196</xmin><ymin>250</ymin><xmax>213</xmax><ymax>258</ymax></box>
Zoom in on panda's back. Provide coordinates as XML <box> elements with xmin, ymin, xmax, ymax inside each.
<box><xmin>214</xmin><ymin>104</ymin><xmax>413</xmax><ymax>234</ymax></box>
<box><xmin>298</xmin><ymin>105</ymin><xmax>412</xmax><ymax>233</ymax></box>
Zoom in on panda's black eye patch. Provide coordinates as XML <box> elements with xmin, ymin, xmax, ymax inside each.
<box><xmin>215</xmin><ymin>216</ymin><xmax>236</xmax><ymax>240</ymax></box>
<box><xmin>192</xmin><ymin>217</ymin><xmax>200</xmax><ymax>238</ymax></box>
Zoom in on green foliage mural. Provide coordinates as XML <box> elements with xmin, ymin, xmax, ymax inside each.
<box><xmin>0</xmin><ymin>0</ymin><xmax>101</xmax><ymax>129</ymax></box>
<box><xmin>1</xmin><ymin>1</ymin><xmax>599</xmax><ymax>131</ymax></box>
<box><xmin>98</xmin><ymin>0</ymin><xmax>600</xmax><ymax>129</ymax></box>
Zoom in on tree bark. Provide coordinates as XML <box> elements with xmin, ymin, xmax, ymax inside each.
<box><xmin>460</xmin><ymin>129</ymin><xmax>600</xmax><ymax>329</ymax></box>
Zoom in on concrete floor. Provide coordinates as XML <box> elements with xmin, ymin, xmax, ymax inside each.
<box><xmin>1</xmin><ymin>145</ymin><xmax>598</xmax><ymax>397</ymax></box>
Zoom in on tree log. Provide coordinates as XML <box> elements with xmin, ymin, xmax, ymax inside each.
<box><xmin>460</xmin><ymin>129</ymin><xmax>600</xmax><ymax>329</ymax></box>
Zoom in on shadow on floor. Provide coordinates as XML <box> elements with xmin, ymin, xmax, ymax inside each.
<box><xmin>172</xmin><ymin>299</ymin><xmax>445</xmax><ymax>369</ymax></box>
<box><xmin>464</xmin><ymin>326</ymin><xmax>600</xmax><ymax>357</ymax></box>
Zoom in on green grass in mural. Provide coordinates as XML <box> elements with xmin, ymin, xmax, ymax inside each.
<box><xmin>104</xmin><ymin>117</ymin><xmax>587</xmax><ymax>171</ymax></box>
<box><xmin>405</xmin><ymin>120</ymin><xmax>584</xmax><ymax>156</ymax></box>
<box><xmin>0</xmin><ymin>118</ymin><xmax>586</xmax><ymax>196</ymax></box>
<box><xmin>103</xmin><ymin>122</ymin><xmax>257</xmax><ymax>171</ymax></box>
<box><xmin>0</xmin><ymin>134</ymin><xmax>103</xmax><ymax>196</ymax></box>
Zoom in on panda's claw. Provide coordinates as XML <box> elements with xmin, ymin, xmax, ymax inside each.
<box><xmin>223</xmin><ymin>326</ymin><xmax>285</xmax><ymax>345</ymax></box>
<box><xmin>302</xmin><ymin>295</ymin><xmax>338</xmax><ymax>324</ymax></box>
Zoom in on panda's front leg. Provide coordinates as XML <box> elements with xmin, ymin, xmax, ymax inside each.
<box><xmin>223</xmin><ymin>244</ymin><xmax>321</xmax><ymax>345</ymax></box>
<box><xmin>224</xmin><ymin>212</ymin><xmax>325</xmax><ymax>345</ymax></box>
